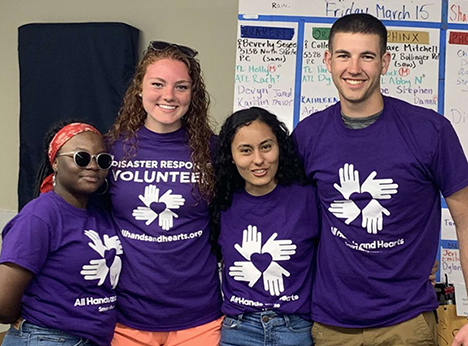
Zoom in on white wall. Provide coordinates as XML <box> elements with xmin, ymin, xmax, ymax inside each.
<box><xmin>0</xmin><ymin>0</ymin><xmax>238</xmax><ymax>212</ymax></box>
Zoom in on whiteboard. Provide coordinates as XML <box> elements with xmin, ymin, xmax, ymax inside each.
<box><xmin>234</xmin><ymin>21</ymin><xmax>298</xmax><ymax>129</ymax></box>
<box><xmin>449</xmin><ymin>0</ymin><xmax>468</xmax><ymax>24</ymax></box>
<box><xmin>239</xmin><ymin>0</ymin><xmax>440</xmax><ymax>21</ymax></box>
<box><xmin>445</xmin><ymin>29</ymin><xmax>468</xmax><ymax>156</ymax></box>
<box><xmin>234</xmin><ymin>0</ymin><xmax>468</xmax><ymax>166</ymax></box>
<box><xmin>234</xmin><ymin>1</ymin><xmax>451</xmax><ymax>130</ymax></box>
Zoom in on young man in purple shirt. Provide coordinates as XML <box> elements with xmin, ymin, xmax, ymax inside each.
<box><xmin>292</xmin><ymin>13</ymin><xmax>468</xmax><ymax>346</ymax></box>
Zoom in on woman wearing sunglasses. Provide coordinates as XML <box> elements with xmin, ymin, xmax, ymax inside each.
<box><xmin>107</xmin><ymin>41</ymin><xmax>222</xmax><ymax>346</ymax></box>
<box><xmin>0</xmin><ymin>122</ymin><xmax>122</xmax><ymax>346</ymax></box>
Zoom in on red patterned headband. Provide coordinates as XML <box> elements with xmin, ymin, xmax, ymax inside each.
<box><xmin>48</xmin><ymin>123</ymin><xmax>101</xmax><ymax>165</ymax></box>
<box><xmin>40</xmin><ymin>123</ymin><xmax>102</xmax><ymax>193</ymax></box>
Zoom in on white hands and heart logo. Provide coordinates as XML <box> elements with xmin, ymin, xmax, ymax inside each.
<box><xmin>329</xmin><ymin>163</ymin><xmax>398</xmax><ymax>234</ymax></box>
<box><xmin>132</xmin><ymin>184</ymin><xmax>185</xmax><ymax>230</ymax></box>
<box><xmin>80</xmin><ymin>230</ymin><xmax>123</xmax><ymax>289</ymax></box>
<box><xmin>229</xmin><ymin>225</ymin><xmax>297</xmax><ymax>296</ymax></box>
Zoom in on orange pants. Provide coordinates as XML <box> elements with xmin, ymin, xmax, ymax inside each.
<box><xmin>111</xmin><ymin>317</ymin><xmax>222</xmax><ymax>346</ymax></box>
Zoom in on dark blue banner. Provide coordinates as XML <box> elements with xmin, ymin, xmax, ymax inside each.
<box><xmin>240</xmin><ymin>25</ymin><xmax>295</xmax><ymax>40</ymax></box>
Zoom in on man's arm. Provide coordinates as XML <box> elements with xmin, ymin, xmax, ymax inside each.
<box><xmin>445</xmin><ymin>186</ymin><xmax>468</xmax><ymax>346</ymax></box>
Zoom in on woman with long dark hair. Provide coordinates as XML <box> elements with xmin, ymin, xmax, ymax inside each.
<box><xmin>213</xmin><ymin>107</ymin><xmax>319</xmax><ymax>346</ymax></box>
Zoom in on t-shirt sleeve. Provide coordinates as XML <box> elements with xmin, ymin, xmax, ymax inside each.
<box><xmin>291</xmin><ymin>126</ymin><xmax>306</xmax><ymax>164</ymax></box>
<box><xmin>433</xmin><ymin>120</ymin><xmax>468</xmax><ymax>197</ymax></box>
<box><xmin>0</xmin><ymin>214</ymin><xmax>51</xmax><ymax>274</ymax></box>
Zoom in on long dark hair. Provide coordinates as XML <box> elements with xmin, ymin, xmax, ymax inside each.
<box><xmin>215</xmin><ymin>107</ymin><xmax>306</xmax><ymax>210</ymax></box>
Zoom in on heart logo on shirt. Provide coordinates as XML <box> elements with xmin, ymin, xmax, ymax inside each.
<box><xmin>349</xmin><ymin>191</ymin><xmax>373</xmax><ymax>210</ymax></box>
<box><xmin>104</xmin><ymin>248</ymin><xmax>117</xmax><ymax>268</ymax></box>
<box><xmin>150</xmin><ymin>202</ymin><xmax>167</xmax><ymax>214</ymax></box>
<box><xmin>251</xmin><ymin>252</ymin><xmax>273</xmax><ymax>273</ymax></box>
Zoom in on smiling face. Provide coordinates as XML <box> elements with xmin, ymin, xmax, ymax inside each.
<box><xmin>141</xmin><ymin>58</ymin><xmax>192</xmax><ymax>133</ymax></box>
<box><xmin>325</xmin><ymin>32</ymin><xmax>390</xmax><ymax>117</ymax></box>
<box><xmin>53</xmin><ymin>132</ymin><xmax>108</xmax><ymax>208</ymax></box>
<box><xmin>231</xmin><ymin>120</ymin><xmax>279</xmax><ymax>196</ymax></box>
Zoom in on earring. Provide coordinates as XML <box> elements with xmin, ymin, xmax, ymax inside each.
<box><xmin>95</xmin><ymin>179</ymin><xmax>109</xmax><ymax>195</ymax></box>
<box><xmin>138</xmin><ymin>93</ymin><xmax>142</xmax><ymax>97</ymax></box>
<box><xmin>52</xmin><ymin>172</ymin><xmax>57</xmax><ymax>187</ymax></box>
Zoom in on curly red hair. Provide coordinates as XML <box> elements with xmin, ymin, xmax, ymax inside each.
<box><xmin>107</xmin><ymin>45</ymin><xmax>216</xmax><ymax>200</ymax></box>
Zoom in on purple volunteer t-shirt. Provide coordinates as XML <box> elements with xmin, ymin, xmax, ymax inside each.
<box><xmin>0</xmin><ymin>191</ymin><xmax>121</xmax><ymax>346</ymax></box>
<box><xmin>109</xmin><ymin>126</ymin><xmax>222</xmax><ymax>331</ymax></box>
<box><xmin>219</xmin><ymin>183</ymin><xmax>319</xmax><ymax>318</ymax></box>
<box><xmin>293</xmin><ymin>96</ymin><xmax>468</xmax><ymax>328</ymax></box>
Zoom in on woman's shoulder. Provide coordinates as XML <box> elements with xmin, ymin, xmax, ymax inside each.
<box><xmin>2</xmin><ymin>193</ymin><xmax>58</xmax><ymax>238</ymax></box>
<box><xmin>19</xmin><ymin>192</ymin><xmax>60</xmax><ymax>217</ymax></box>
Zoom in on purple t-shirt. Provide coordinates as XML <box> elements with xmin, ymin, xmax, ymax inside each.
<box><xmin>293</xmin><ymin>96</ymin><xmax>468</xmax><ymax>328</ymax></box>
<box><xmin>219</xmin><ymin>183</ymin><xmax>319</xmax><ymax>318</ymax></box>
<box><xmin>0</xmin><ymin>192</ymin><xmax>122</xmax><ymax>346</ymax></box>
<box><xmin>109</xmin><ymin>126</ymin><xmax>222</xmax><ymax>331</ymax></box>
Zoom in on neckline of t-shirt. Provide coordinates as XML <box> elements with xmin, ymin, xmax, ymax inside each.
<box><xmin>334</xmin><ymin>98</ymin><xmax>389</xmax><ymax>137</ymax></box>
<box><xmin>239</xmin><ymin>184</ymin><xmax>283</xmax><ymax>203</ymax></box>
<box><xmin>139</xmin><ymin>125</ymin><xmax>186</xmax><ymax>141</ymax></box>
<box><xmin>49</xmin><ymin>191</ymin><xmax>90</xmax><ymax>217</ymax></box>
